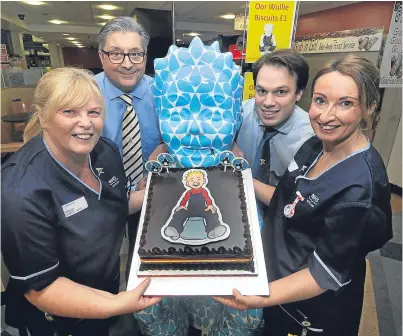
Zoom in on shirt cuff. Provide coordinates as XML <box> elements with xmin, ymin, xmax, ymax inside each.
<box><xmin>10</xmin><ymin>261</ymin><xmax>60</xmax><ymax>293</ymax></box>
<box><xmin>308</xmin><ymin>251</ymin><xmax>351</xmax><ymax>291</ymax></box>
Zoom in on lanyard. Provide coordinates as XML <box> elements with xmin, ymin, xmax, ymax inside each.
<box><xmin>279</xmin><ymin>305</ymin><xmax>324</xmax><ymax>335</ymax></box>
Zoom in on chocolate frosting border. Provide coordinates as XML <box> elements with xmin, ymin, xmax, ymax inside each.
<box><xmin>139</xmin><ymin>260</ymin><xmax>255</xmax><ymax>273</ymax></box>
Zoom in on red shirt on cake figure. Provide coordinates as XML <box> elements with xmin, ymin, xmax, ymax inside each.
<box><xmin>163</xmin><ymin>169</ymin><xmax>227</xmax><ymax>241</ymax></box>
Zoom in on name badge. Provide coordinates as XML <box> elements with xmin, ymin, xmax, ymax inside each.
<box><xmin>62</xmin><ymin>196</ymin><xmax>88</xmax><ymax>218</ymax></box>
<box><xmin>288</xmin><ymin>159</ymin><xmax>299</xmax><ymax>172</ymax></box>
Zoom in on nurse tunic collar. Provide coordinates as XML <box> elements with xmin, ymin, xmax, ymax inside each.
<box><xmin>43</xmin><ymin>137</ymin><xmax>103</xmax><ymax>200</ymax></box>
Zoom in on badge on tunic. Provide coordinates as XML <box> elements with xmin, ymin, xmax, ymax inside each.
<box><xmin>283</xmin><ymin>191</ymin><xmax>304</xmax><ymax>218</ymax></box>
<box><xmin>96</xmin><ymin>167</ymin><xmax>104</xmax><ymax>176</ymax></box>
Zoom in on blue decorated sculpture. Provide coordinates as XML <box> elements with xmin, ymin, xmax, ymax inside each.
<box><xmin>151</xmin><ymin>37</ymin><xmax>244</xmax><ymax>168</ymax></box>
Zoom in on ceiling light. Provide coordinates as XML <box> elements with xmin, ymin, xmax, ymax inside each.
<box><xmin>65</xmin><ymin>37</ymin><xmax>76</xmax><ymax>40</ymax></box>
<box><xmin>220</xmin><ymin>14</ymin><xmax>236</xmax><ymax>20</ymax></box>
<box><xmin>176</xmin><ymin>39</ymin><xmax>182</xmax><ymax>42</ymax></box>
<box><xmin>187</xmin><ymin>32</ymin><xmax>201</xmax><ymax>37</ymax></box>
<box><xmin>49</xmin><ymin>20</ymin><xmax>67</xmax><ymax>24</ymax></box>
<box><xmin>63</xmin><ymin>33</ymin><xmax>69</xmax><ymax>36</ymax></box>
<box><xmin>72</xmin><ymin>41</ymin><xmax>81</xmax><ymax>44</ymax></box>
<box><xmin>98</xmin><ymin>14</ymin><xmax>115</xmax><ymax>20</ymax></box>
<box><xmin>25</xmin><ymin>1</ymin><xmax>45</xmax><ymax>5</ymax></box>
<box><xmin>97</xmin><ymin>4</ymin><xmax>119</xmax><ymax>10</ymax></box>
<box><xmin>78</xmin><ymin>46</ymin><xmax>84</xmax><ymax>48</ymax></box>
<box><xmin>98</xmin><ymin>22</ymin><xmax>106</xmax><ymax>25</ymax></box>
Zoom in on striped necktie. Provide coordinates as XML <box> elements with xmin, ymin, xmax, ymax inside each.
<box><xmin>119</xmin><ymin>94</ymin><xmax>143</xmax><ymax>185</ymax></box>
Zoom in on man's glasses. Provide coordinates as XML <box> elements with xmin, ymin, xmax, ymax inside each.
<box><xmin>101</xmin><ymin>50</ymin><xmax>145</xmax><ymax>64</ymax></box>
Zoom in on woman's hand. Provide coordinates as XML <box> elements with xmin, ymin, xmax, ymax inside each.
<box><xmin>214</xmin><ymin>269</ymin><xmax>326</xmax><ymax>311</ymax></box>
<box><xmin>113</xmin><ymin>278</ymin><xmax>162</xmax><ymax>314</ymax></box>
<box><xmin>25</xmin><ymin>277</ymin><xmax>162</xmax><ymax>319</ymax></box>
<box><xmin>213</xmin><ymin>289</ymin><xmax>268</xmax><ymax>310</ymax></box>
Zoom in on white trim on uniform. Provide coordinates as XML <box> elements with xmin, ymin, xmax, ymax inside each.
<box><xmin>296</xmin><ymin>140</ymin><xmax>371</xmax><ymax>182</ymax></box>
<box><xmin>43</xmin><ymin>138</ymin><xmax>102</xmax><ymax>199</ymax></box>
<box><xmin>313</xmin><ymin>251</ymin><xmax>351</xmax><ymax>288</ymax></box>
<box><xmin>10</xmin><ymin>261</ymin><xmax>60</xmax><ymax>281</ymax></box>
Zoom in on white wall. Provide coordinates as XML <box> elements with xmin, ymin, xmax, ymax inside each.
<box><xmin>387</xmin><ymin>115</ymin><xmax>402</xmax><ymax>187</ymax></box>
<box><xmin>373</xmin><ymin>88</ymin><xmax>402</xmax><ymax>182</ymax></box>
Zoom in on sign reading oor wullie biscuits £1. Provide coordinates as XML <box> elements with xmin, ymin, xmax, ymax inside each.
<box><xmin>246</xmin><ymin>1</ymin><xmax>297</xmax><ymax>63</ymax></box>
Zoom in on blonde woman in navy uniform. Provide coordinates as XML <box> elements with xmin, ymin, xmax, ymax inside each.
<box><xmin>1</xmin><ymin>68</ymin><xmax>161</xmax><ymax>336</ymax></box>
<box><xmin>215</xmin><ymin>55</ymin><xmax>392</xmax><ymax>336</ymax></box>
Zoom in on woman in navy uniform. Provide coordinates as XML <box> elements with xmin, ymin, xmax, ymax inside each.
<box><xmin>215</xmin><ymin>55</ymin><xmax>392</xmax><ymax>335</ymax></box>
<box><xmin>1</xmin><ymin>68</ymin><xmax>161</xmax><ymax>336</ymax></box>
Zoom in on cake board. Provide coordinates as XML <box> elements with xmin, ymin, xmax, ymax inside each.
<box><xmin>127</xmin><ymin>169</ymin><xmax>269</xmax><ymax>296</ymax></box>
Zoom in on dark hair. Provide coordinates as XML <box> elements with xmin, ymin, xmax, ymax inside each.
<box><xmin>311</xmin><ymin>55</ymin><xmax>380</xmax><ymax>130</ymax></box>
<box><xmin>252</xmin><ymin>49</ymin><xmax>309</xmax><ymax>93</ymax></box>
<box><xmin>97</xmin><ymin>16</ymin><xmax>150</xmax><ymax>52</ymax></box>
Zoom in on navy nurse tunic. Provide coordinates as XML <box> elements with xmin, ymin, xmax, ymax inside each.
<box><xmin>1</xmin><ymin>135</ymin><xmax>128</xmax><ymax>333</ymax></box>
<box><xmin>262</xmin><ymin>137</ymin><xmax>392</xmax><ymax>336</ymax></box>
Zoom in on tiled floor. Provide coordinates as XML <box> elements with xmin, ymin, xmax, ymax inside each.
<box><xmin>2</xmin><ymin>194</ymin><xmax>402</xmax><ymax>336</ymax></box>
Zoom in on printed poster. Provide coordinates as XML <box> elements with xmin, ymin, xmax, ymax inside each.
<box><xmin>246</xmin><ymin>1</ymin><xmax>297</xmax><ymax>63</ymax></box>
<box><xmin>234</xmin><ymin>14</ymin><xmax>249</xmax><ymax>31</ymax></box>
<box><xmin>380</xmin><ymin>1</ymin><xmax>402</xmax><ymax>87</ymax></box>
<box><xmin>294</xmin><ymin>27</ymin><xmax>384</xmax><ymax>54</ymax></box>
<box><xmin>1</xmin><ymin>44</ymin><xmax>9</xmax><ymax>62</ymax></box>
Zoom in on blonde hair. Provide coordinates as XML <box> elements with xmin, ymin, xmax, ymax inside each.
<box><xmin>311</xmin><ymin>55</ymin><xmax>380</xmax><ymax>132</ymax></box>
<box><xmin>24</xmin><ymin>67</ymin><xmax>105</xmax><ymax>143</ymax></box>
<box><xmin>184</xmin><ymin>169</ymin><xmax>206</xmax><ymax>182</ymax></box>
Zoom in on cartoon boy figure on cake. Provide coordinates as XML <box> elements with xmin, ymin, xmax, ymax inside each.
<box><xmin>259</xmin><ymin>23</ymin><xmax>277</xmax><ymax>55</ymax></box>
<box><xmin>162</xmin><ymin>169</ymin><xmax>229</xmax><ymax>244</ymax></box>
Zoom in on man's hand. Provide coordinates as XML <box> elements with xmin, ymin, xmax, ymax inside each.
<box><xmin>230</xmin><ymin>142</ymin><xmax>244</xmax><ymax>158</ymax></box>
<box><xmin>136</xmin><ymin>176</ymin><xmax>148</xmax><ymax>191</ymax></box>
<box><xmin>205</xmin><ymin>205</ymin><xmax>217</xmax><ymax>213</ymax></box>
<box><xmin>128</xmin><ymin>189</ymin><xmax>145</xmax><ymax>215</ymax></box>
<box><xmin>175</xmin><ymin>205</ymin><xmax>187</xmax><ymax>212</ymax></box>
<box><xmin>114</xmin><ymin>278</ymin><xmax>162</xmax><ymax>314</ymax></box>
<box><xmin>149</xmin><ymin>143</ymin><xmax>167</xmax><ymax>161</ymax></box>
<box><xmin>213</xmin><ymin>289</ymin><xmax>268</xmax><ymax>310</ymax></box>
<box><xmin>253</xmin><ymin>179</ymin><xmax>276</xmax><ymax>206</ymax></box>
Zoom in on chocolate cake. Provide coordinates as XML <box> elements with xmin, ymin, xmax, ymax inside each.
<box><xmin>137</xmin><ymin>166</ymin><xmax>255</xmax><ymax>273</ymax></box>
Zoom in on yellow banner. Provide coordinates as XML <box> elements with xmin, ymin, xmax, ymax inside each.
<box><xmin>243</xmin><ymin>72</ymin><xmax>255</xmax><ymax>101</ymax></box>
<box><xmin>246</xmin><ymin>1</ymin><xmax>297</xmax><ymax>63</ymax></box>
